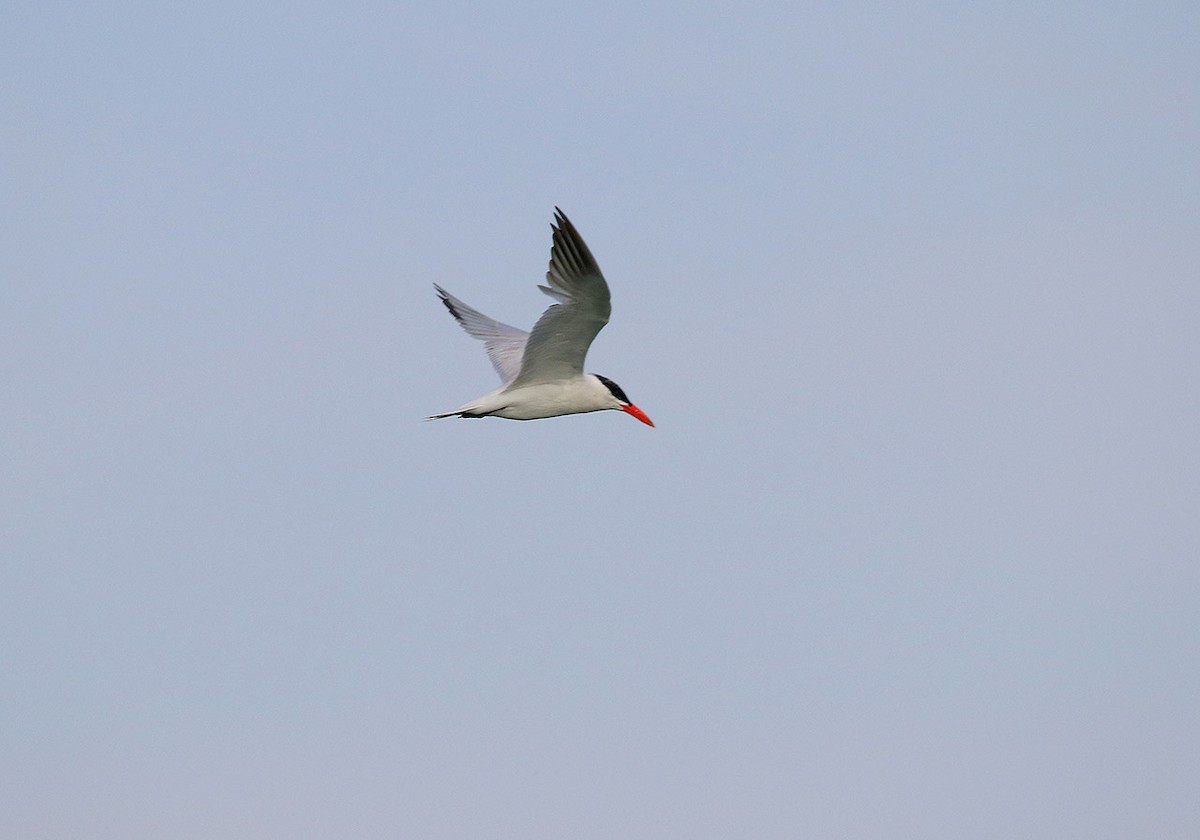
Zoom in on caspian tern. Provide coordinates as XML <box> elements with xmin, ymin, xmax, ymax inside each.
<box><xmin>428</xmin><ymin>208</ymin><xmax>654</xmax><ymax>427</ymax></box>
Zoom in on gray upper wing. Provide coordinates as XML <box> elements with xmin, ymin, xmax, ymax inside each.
<box><xmin>511</xmin><ymin>208</ymin><xmax>612</xmax><ymax>386</ymax></box>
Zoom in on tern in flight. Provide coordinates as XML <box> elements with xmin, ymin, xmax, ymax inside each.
<box><xmin>428</xmin><ymin>208</ymin><xmax>654</xmax><ymax>427</ymax></box>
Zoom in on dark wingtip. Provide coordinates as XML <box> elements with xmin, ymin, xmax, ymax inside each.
<box><xmin>434</xmin><ymin>285</ymin><xmax>464</xmax><ymax>322</ymax></box>
<box><xmin>547</xmin><ymin>207</ymin><xmax>596</xmax><ymax>279</ymax></box>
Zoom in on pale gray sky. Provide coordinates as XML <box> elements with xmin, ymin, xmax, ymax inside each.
<box><xmin>3</xmin><ymin>2</ymin><xmax>1198</xmax><ymax>838</ymax></box>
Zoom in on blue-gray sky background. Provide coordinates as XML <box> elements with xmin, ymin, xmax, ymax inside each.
<box><xmin>4</xmin><ymin>3</ymin><xmax>1198</xmax><ymax>837</ymax></box>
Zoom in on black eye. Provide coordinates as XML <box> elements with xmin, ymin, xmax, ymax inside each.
<box><xmin>594</xmin><ymin>374</ymin><xmax>630</xmax><ymax>403</ymax></box>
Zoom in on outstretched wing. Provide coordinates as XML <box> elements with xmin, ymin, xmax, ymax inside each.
<box><xmin>511</xmin><ymin>208</ymin><xmax>611</xmax><ymax>386</ymax></box>
<box><xmin>434</xmin><ymin>285</ymin><xmax>528</xmax><ymax>385</ymax></box>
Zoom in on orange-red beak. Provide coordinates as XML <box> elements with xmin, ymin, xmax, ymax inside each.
<box><xmin>621</xmin><ymin>404</ymin><xmax>655</xmax><ymax>427</ymax></box>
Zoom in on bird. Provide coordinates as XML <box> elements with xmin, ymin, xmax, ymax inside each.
<box><xmin>428</xmin><ymin>208</ymin><xmax>654</xmax><ymax>427</ymax></box>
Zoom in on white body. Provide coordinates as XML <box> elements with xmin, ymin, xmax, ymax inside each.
<box><xmin>441</xmin><ymin>375</ymin><xmax>628</xmax><ymax>421</ymax></box>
